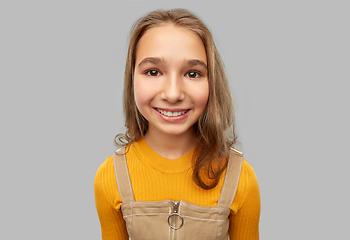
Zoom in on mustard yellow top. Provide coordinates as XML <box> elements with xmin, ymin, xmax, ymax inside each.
<box><xmin>94</xmin><ymin>138</ymin><xmax>260</xmax><ymax>239</ymax></box>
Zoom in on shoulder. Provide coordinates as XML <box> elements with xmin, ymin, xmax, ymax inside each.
<box><xmin>94</xmin><ymin>155</ymin><xmax>118</xmax><ymax>198</ymax></box>
<box><xmin>241</xmin><ymin>159</ymin><xmax>258</xmax><ymax>182</ymax></box>
<box><xmin>94</xmin><ymin>155</ymin><xmax>114</xmax><ymax>183</ymax></box>
<box><xmin>229</xmin><ymin>148</ymin><xmax>258</xmax><ymax>183</ymax></box>
<box><xmin>236</xmin><ymin>159</ymin><xmax>260</xmax><ymax>207</ymax></box>
<box><xmin>94</xmin><ymin>154</ymin><xmax>123</xmax><ymax>208</ymax></box>
<box><xmin>229</xmin><ymin>151</ymin><xmax>260</xmax><ymax>213</ymax></box>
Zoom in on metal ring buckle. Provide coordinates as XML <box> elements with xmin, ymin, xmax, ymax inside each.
<box><xmin>167</xmin><ymin>213</ymin><xmax>184</xmax><ymax>230</ymax></box>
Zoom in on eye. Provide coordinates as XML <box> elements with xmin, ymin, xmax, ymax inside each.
<box><xmin>146</xmin><ymin>69</ymin><xmax>161</xmax><ymax>77</ymax></box>
<box><xmin>186</xmin><ymin>70</ymin><xmax>202</xmax><ymax>79</ymax></box>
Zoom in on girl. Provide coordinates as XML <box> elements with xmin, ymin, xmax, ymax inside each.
<box><xmin>94</xmin><ymin>9</ymin><xmax>260</xmax><ymax>240</ymax></box>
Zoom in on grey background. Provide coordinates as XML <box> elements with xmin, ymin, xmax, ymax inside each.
<box><xmin>1</xmin><ymin>0</ymin><xmax>349</xmax><ymax>239</ymax></box>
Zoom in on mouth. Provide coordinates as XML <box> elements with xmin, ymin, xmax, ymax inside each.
<box><xmin>156</xmin><ymin>108</ymin><xmax>188</xmax><ymax>117</ymax></box>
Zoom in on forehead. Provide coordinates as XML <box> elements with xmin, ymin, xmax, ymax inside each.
<box><xmin>135</xmin><ymin>24</ymin><xmax>207</xmax><ymax>65</ymax></box>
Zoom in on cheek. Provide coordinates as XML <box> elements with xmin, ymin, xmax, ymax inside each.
<box><xmin>134</xmin><ymin>83</ymin><xmax>144</xmax><ymax>109</ymax></box>
<box><xmin>193</xmin><ymin>83</ymin><xmax>209</xmax><ymax>108</ymax></box>
<box><xmin>198</xmin><ymin>92</ymin><xmax>209</xmax><ymax>110</ymax></box>
<box><xmin>134</xmin><ymin>79</ymin><xmax>152</xmax><ymax>109</ymax></box>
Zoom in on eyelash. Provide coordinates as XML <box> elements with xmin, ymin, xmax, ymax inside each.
<box><xmin>144</xmin><ymin>69</ymin><xmax>203</xmax><ymax>78</ymax></box>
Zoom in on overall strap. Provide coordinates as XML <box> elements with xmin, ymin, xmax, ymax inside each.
<box><xmin>217</xmin><ymin>148</ymin><xmax>243</xmax><ymax>209</ymax></box>
<box><xmin>113</xmin><ymin>147</ymin><xmax>135</xmax><ymax>203</ymax></box>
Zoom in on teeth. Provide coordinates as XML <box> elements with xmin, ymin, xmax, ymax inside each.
<box><xmin>157</xmin><ymin>109</ymin><xmax>187</xmax><ymax>117</ymax></box>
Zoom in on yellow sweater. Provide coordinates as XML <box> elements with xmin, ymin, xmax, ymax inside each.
<box><xmin>94</xmin><ymin>138</ymin><xmax>260</xmax><ymax>239</ymax></box>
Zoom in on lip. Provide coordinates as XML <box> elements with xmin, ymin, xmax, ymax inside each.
<box><xmin>153</xmin><ymin>107</ymin><xmax>191</xmax><ymax>122</ymax></box>
<box><xmin>155</xmin><ymin>107</ymin><xmax>189</xmax><ymax>112</ymax></box>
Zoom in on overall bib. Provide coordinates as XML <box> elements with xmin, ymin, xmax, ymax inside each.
<box><xmin>113</xmin><ymin>148</ymin><xmax>243</xmax><ymax>240</ymax></box>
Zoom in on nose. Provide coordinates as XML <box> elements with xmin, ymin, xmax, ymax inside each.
<box><xmin>161</xmin><ymin>73</ymin><xmax>185</xmax><ymax>103</ymax></box>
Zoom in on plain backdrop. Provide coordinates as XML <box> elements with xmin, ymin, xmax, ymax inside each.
<box><xmin>1</xmin><ymin>0</ymin><xmax>349</xmax><ymax>239</ymax></box>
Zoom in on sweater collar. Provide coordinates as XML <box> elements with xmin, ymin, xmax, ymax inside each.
<box><xmin>132</xmin><ymin>137</ymin><xmax>193</xmax><ymax>173</ymax></box>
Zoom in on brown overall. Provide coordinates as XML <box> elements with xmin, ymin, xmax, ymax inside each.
<box><xmin>113</xmin><ymin>148</ymin><xmax>243</xmax><ymax>240</ymax></box>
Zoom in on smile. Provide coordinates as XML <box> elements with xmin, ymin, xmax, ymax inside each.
<box><xmin>156</xmin><ymin>108</ymin><xmax>188</xmax><ymax>117</ymax></box>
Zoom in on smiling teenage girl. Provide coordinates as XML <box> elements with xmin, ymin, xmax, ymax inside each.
<box><xmin>94</xmin><ymin>9</ymin><xmax>260</xmax><ymax>240</ymax></box>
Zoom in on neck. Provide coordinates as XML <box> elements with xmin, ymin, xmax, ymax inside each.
<box><xmin>144</xmin><ymin>127</ymin><xmax>197</xmax><ymax>159</ymax></box>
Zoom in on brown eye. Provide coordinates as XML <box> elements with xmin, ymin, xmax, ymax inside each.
<box><xmin>186</xmin><ymin>71</ymin><xmax>201</xmax><ymax>78</ymax></box>
<box><xmin>147</xmin><ymin>69</ymin><xmax>160</xmax><ymax>77</ymax></box>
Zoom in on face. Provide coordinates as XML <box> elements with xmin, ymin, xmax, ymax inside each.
<box><xmin>133</xmin><ymin>24</ymin><xmax>209</xmax><ymax>138</ymax></box>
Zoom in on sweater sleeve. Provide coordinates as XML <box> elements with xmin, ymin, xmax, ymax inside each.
<box><xmin>94</xmin><ymin>156</ymin><xmax>129</xmax><ymax>240</ymax></box>
<box><xmin>229</xmin><ymin>160</ymin><xmax>261</xmax><ymax>239</ymax></box>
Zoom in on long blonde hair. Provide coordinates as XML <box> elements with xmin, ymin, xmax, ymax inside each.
<box><xmin>116</xmin><ymin>9</ymin><xmax>237</xmax><ymax>190</ymax></box>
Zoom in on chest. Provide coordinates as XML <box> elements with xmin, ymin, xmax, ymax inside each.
<box><xmin>121</xmin><ymin>200</ymin><xmax>230</xmax><ymax>240</ymax></box>
<box><xmin>113</xmin><ymin>148</ymin><xmax>242</xmax><ymax>240</ymax></box>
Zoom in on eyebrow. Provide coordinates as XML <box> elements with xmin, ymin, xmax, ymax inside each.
<box><xmin>137</xmin><ymin>57</ymin><xmax>165</xmax><ymax>67</ymax></box>
<box><xmin>137</xmin><ymin>57</ymin><xmax>207</xmax><ymax>69</ymax></box>
<box><xmin>185</xmin><ymin>59</ymin><xmax>207</xmax><ymax>69</ymax></box>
